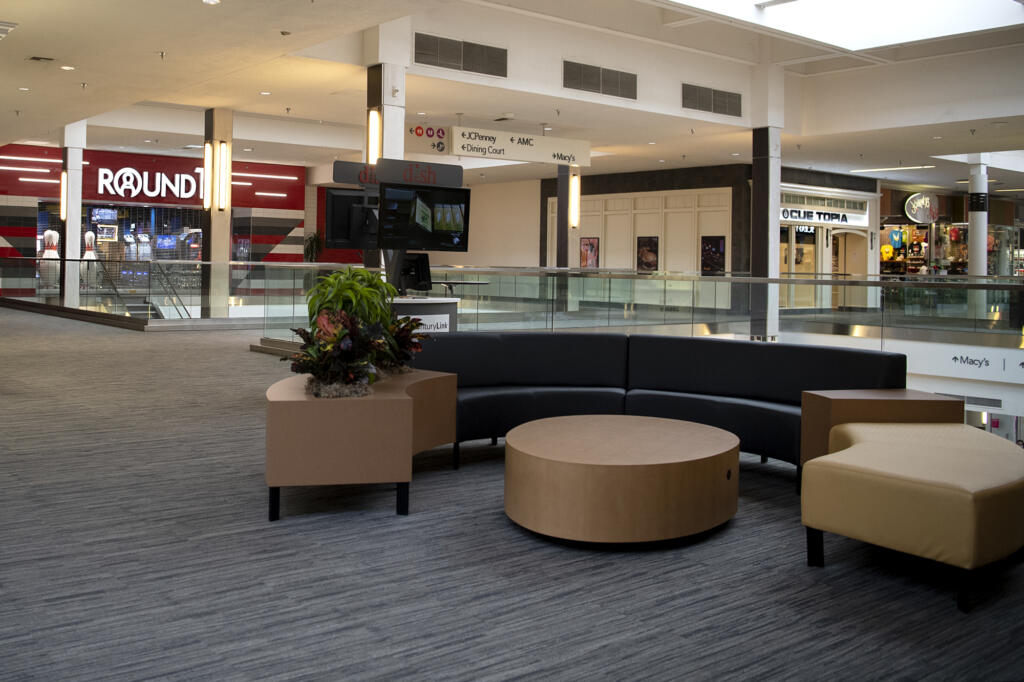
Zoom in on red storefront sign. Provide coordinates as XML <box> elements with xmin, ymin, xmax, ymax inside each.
<box><xmin>0</xmin><ymin>144</ymin><xmax>305</xmax><ymax>211</ymax></box>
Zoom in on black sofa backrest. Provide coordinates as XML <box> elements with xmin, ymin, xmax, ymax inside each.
<box><xmin>627</xmin><ymin>335</ymin><xmax>906</xmax><ymax>406</ymax></box>
<box><xmin>413</xmin><ymin>332</ymin><xmax>629</xmax><ymax>388</ymax></box>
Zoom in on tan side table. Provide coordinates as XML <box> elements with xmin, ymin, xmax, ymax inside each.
<box><xmin>265</xmin><ymin>369</ymin><xmax>456</xmax><ymax>521</ymax></box>
<box><xmin>800</xmin><ymin>388</ymin><xmax>965</xmax><ymax>467</ymax></box>
<box><xmin>505</xmin><ymin>415</ymin><xmax>739</xmax><ymax>543</ymax></box>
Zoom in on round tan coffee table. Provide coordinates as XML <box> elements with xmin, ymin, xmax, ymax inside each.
<box><xmin>504</xmin><ymin>415</ymin><xmax>739</xmax><ymax>543</ymax></box>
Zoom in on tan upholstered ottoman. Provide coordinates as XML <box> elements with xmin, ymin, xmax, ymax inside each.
<box><xmin>802</xmin><ymin>423</ymin><xmax>1024</xmax><ymax>610</ymax></box>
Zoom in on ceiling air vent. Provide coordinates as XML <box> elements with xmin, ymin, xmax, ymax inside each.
<box><xmin>27</xmin><ymin>55</ymin><xmax>55</xmax><ymax>62</ymax></box>
<box><xmin>415</xmin><ymin>33</ymin><xmax>507</xmax><ymax>78</ymax></box>
<box><xmin>0</xmin><ymin>21</ymin><xmax>16</xmax><ymax>40</ymax></box>
<box><xmin>682</xmin><ymin>82</ymin><xmax>742</xmax><ymax>117</ymax></box>
<box><xmin>563</xmin><ymin>61</ymin><xmax>637</xmax><ymax>100</ymax></box>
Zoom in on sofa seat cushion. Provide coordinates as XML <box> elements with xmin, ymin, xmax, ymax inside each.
<box><xmin>456</xmin><ymin>386</ymin><xmax>626</xmax><ymax>442</ymax></box>
<box><xmin>625</xmin><ymin>389</ymin><xmax>800</xmax><ymax>464</ymax></box>
<box><xmin>803</xmin><ymin>423</ymin><xmax>1024</xmax><ymax>569</ymax></box>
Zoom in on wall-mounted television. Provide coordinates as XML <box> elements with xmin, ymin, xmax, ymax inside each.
<box><xmin>377</xmin><ymin>183</ymin><xmax>469</xmax><ymax>252</ymax></box>
<box><xmin>155</xmin><ymin>235</ymin><xmax>177</xmax><ymax>249</ymax></box>
<box><xmin>324</xmin><ymin>188</ymin><xmax>377</xmax><ymax>249</ymax></box>
<box><xmin>91</xmin><ymin>207</ymin><xmax>118</xmax><ymax>222</ymax></box>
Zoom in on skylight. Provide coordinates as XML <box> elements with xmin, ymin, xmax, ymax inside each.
<box><xmin>664</xmin><ymin>1</ymin><xmax>1024</xmax><ymax>51</ymax></box>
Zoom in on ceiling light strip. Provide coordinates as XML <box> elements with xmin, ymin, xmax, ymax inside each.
<box><xmin>849</xmin><ymin>165</ymin><xmax>935</xmax><ymax>173</ymax></box>
<box><xmin>0</xmin><ymin>165</ymin><xmax>49</xmax><ymax>173</ymax></box>
<box><xmin>232</xmin><ymin>172</ymin><xmax>298</xmax><ymax>180</ymax></box>
<box><xmin>231</xmin><ymin>181</ymin><xmax>253</xmax><ymax>186</ymax></box>
<box><xmin>0</xmin><ymin>155</ymin><xmax>61</xmax><ymax>164</ymax></box>
<box><xmin>19</xmin><ymin>177</ymin><xmax>61</xmax><ymax>183</ymax></box>
<box><xmin>254</xmin><ymin>192</ymin><xmax>287</xmax><ymax>197</ymax></box>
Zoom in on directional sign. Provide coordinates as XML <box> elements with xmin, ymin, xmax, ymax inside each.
<box><xmin>406</xmin><ymin>124</ymin><xmax>451</xmax><ymax>155</ymax></box>
<box><xmin>452</xmin><ymin>126</ymin><xmax>591</xmax><ymax>166</ymax></box>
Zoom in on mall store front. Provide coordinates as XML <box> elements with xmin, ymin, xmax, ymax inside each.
<box><xmin>779</xmin><ymin>184</ymin><xmax>874</xmax><ymax>310</ymax></box>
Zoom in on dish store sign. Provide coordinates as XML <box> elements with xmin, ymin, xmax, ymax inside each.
<box><xmin>904</xmin><ymin>192</ymin><xmax>939</xmax><ymax>223</ymax></box>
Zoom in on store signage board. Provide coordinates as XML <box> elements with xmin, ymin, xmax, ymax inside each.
<box><xmin>904</xmin><ymin>192</ymin><xmax>939</xmax><ymax>223</ymax></box>
<box><xmin>451</xmin><ymin>126</ymin><xmax>591</xmax><ymax>166</ymax></box>
<box><xmin>414</xmin><ymin>314</ymin><xmax>450</xmax><ymax>334</ymax></box>
<box><xmin>780</xmin><ymin>207</ymin><xmax>869</xmax><ymax>227</ymax></box>
<box><xmin>333</xmin><ymin>159</ymin><xmax>463</xmax><ymax>188</ymax></box>
<box><xmin>406</xmin><ymin>125</ymin><xmax>451</xmax><ymax>155</ymax></box>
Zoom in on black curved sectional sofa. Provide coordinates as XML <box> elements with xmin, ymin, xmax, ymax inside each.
<box><xmin>411</xmin><ymin>332</ymin><xmax>907</xmax><ymax>474</ymax></box>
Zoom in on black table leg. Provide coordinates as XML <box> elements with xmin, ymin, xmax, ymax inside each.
<box><xmin>269</xmin><ymin>486</ymin><xmax>280</xmax><ymax>522</ymax></box>
<box><xmin>806</xmin><ymin>527</ymin><xmax>824</xmax><ymax>567</ymax></box>
<box><xmin>396</xmin><ymin>482</ymin><xmax>409</xmax><ymax>515</ymax></box>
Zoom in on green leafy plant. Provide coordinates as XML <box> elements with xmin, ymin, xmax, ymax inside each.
<box><xmin>303</xmin><ymin>232</ymin><xmax>323</xmax><ymax>263</ymax></box>
<box><xmin>306</xmin><ymin>267</ymin><xmax>397</xmax><ymax>327</ymax></box>
<box><xmin>286</xmin><ymin>310</ymin><xmax>385</xmax><ymax>389</ymax></box>
<box><xmin>376</xmin><ymin>316</ymin><xmax>429</xmax><ymax>370</ymax></box>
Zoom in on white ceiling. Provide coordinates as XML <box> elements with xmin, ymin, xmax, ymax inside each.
<box><xmin>2</xmin><ymin>0</ymin><xmax>1024</xmax><ymax>198</ymax></box>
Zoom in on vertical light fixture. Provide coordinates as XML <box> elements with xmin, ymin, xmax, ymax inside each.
<box><xmin>59</xmin><ymin>170</ymin><xmax>68</xmax><ymax>221</ymax></box>
<box><xmin>568</xmin><ymin>166</ymin><xmax>581</xmax><ymax>229</ymax></box>
<box><xmin>217</xmin><ymin>140</ymin><xmax>228</xmax><ymax>211</ymax></box>
<box><xmin>203</xmin><ymin>141</ymin><xmax>213</xmax><ymax>210</ymax></box>
<box><xmin>367</xmin><ymin>108</ymin><xmax>382</xmax><ymax>165</ymax></box>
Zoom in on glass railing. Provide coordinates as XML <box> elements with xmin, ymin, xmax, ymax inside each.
<box><xmin>3</xmin><ymin>258</ymin><xmax>1020</xmax><ymax>346</ymax></box>
<box><xmin>256</xmin><ymin>265</ymin><xmax>1022</xmax><ymax>347</ymax></box>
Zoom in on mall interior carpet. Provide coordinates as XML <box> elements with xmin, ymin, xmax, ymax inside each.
<box><xmin>1</xmin><ymin>306</ymin><xmax>1022</xmax><ymax>681</ymax></box>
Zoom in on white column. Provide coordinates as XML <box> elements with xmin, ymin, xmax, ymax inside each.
<box><xmin>968</xmin><ymin>163</ymin><xmax>988</xmax><ymax>277</ymax></box>
<box><xmin>203</xmin><ymin>107</ymin><xmax>233</xmax><ymax>318</ymax></box>
<box><xmin>62</xmin><ymin>119</ymin><xmax>86</xmax><ymax>308</ymax></box>
<box><xmin>967</xmin><ymin>157</ymin><xmax>989</xmax><ymax>319</ymax></box>
<box><xmin>364</xmin><ymin>18</ymin><xmax>409</xmax><ymax>163</ymax></box>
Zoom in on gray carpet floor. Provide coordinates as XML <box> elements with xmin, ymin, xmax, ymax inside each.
<box><xmin>1</xmin><ymin>306</ymin><xmax>1022</xmax><ymax>681</ymax></box>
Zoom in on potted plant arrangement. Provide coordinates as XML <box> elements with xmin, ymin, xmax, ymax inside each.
<box><xmin>285</xmin><ymin>267</ymin><xmax>428</xmax><ymax>398</ymax></box>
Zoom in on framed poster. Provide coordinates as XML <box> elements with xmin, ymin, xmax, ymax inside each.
<box><xmin>700</xmin><ymin>236</ymin><xmax>726</xmax><ymax>274</ymax></box>
<box><xmin>580</xmin><ymin>237</ymin><xmax>599</xmax><ymax>268</ymax></box>
<box><xmin>636</xmin><ymin>236</ymin><xmax>658</xmax><ymax>272</ymax></box>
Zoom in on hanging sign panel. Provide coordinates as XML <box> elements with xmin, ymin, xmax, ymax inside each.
<box><xmin>406</xmin><ymin>124</ymin><xmax>451</xmax><ymax>155</ymax></box>
<box><xmin>451</xmin><ymin>126</ymin><xmax>591</xmax><ymax>166</ymax></box>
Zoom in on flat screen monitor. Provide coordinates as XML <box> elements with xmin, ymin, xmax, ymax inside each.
<box><xmin>91</xmin><ymin>207</ymin><xmax>118</xmax><ymax>222</ymax></box>
<box><xmin>324</xmin><ymin>188</ymin><xmax>377</xmax><ymax>249</ymax></box>
<box><xmin>399</xmin><ymin>252</ymin><xmax>432</xmax><ymax>293</ymax></box>
<box><xmin>377</xmin><ymin>183</ymin><xmax>469</xmax><ymax>252</ymax></box>
<box><xmin>155</xmin><ymin>235</ymin><xmax>177</xmax><ymax>249</ymax></box>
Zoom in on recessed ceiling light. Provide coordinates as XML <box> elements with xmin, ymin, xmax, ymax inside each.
<box><xmin>543</xmin><ymin>126</ymin><xmax>553</xmax><ymax>131</ymax></box>
<box><xmin>259</xmin><ymin>91</ymin><xmax>271</xmax><ymax>96</ymax></box>
<box><xmin>648</xmin><ymin>141</ymin><xmax>656</xmax><ymax>145</ymax></box>
<box><xmin>144</xmin><ymin>139</ymin><xmax>152</xmax><ymax>143</ymax></box>
<box><xmin>850</xmin><ymin>165</ymin><xmax>935</xmax><ymax>173</ymax></box>
<box><xmin>931</xmin><ymin>135</ymin><xmax>942</xmax><ymax>140</ymax></box>
<box><xmin>417</xmin><ymin>112</ymin><xmax>427</xmax><ymax>116</ymax></box>
<box><xmin>658</xmin><ymin>159</ymin><xmax>665</xmax><ymax>163</ymax></box>
<box><xmin>183</xmin><ymin>144</ymin><xmax>203</xmax><ymax>149</ymax></box>
<box><xmin>730</xmin><ymin>152</ymin><xmax>741</xmax><ymax>157</ymax></box>
<box><xmin>995</xmin><ymin>188</ymin><xmax>1024</xmax><ymax>192</ymax></box>
<box><xmin>955</xmin><ymin>178</ymin><xmax>997</xmax><ymax>184</ymax></box>
<box><xmin>18</xmin><ymin>87</ymin><xmax>29</xmax><ymax>91</ymax></box>
<box><xmin>202</xmin><ymin>0</ymin><xmax>221</xmax><ymax>5</ymax></box>
<box><xmin>60</xmin><ymin>65</ymin><xmax>75</xmax><ymax>71</ymax></box>
<box><xmin>242</xmin><ymin>148</ymin><xmax>253</xmax><ymax>152</ymax></box>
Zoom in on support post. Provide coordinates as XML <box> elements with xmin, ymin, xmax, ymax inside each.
<box><xmin>806</xmin><ymin>526</ymin><xmax>824</xmax><ymax>567</ymax></box>
<box><xmin>396</xmin><ymin>482</ymin><xmax>409</xmax><ymax>515</ymax></box>
<box><xmin>269</xmin><ymin>486</ymin><xmax>281</xmax><ymax>522</ymax></box>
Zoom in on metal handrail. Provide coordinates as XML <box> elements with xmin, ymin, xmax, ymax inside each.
<box><xmin>150</xmin><ymin>261</ymin><xmax>192</xmax><ymax>320</ymax></box>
